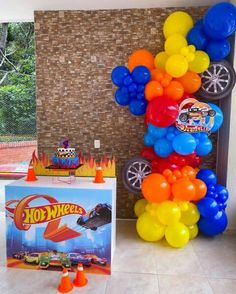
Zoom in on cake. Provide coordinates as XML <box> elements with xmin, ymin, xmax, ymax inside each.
<box><xmin>52</xmin><ymin>140</ymin><xmax>79</xmax><ymax>168</ymax></box>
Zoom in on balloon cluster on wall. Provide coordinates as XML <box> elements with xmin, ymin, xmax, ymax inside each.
<box><xmin>197</xmin><ymin>169</ymin><xmax>228</xmax><ymax>236</ymax></box>
<box><xmin>187</xmin><ymin>2</ymin><xmax>236</xmax><ymax>61</ymax></box>
<box><xmin>135</xmin><ymin>166</ymin><xmax>205</xmax><ymax>248</ymax></box>
<box><xmin>111</xmin><ymin>2</ymin><xmax>236</xmax><ymax>248</ymax></box>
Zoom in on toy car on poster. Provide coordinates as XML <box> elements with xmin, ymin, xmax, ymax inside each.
<box><xmin>77</xmin><ymin>203</ymin><xmax>112</xmax><ymax>231</ymax></box>
<box><xmin>12</xmin><ymin>251</ymin><xmax>28</xmax><ymax>260</ymax></box>
<box><xmin>176</xmin><ymin>98</ymin><xmax>216</xmax><ymax>133</ymax></box>
<box><xmin>39</xmin><ymin>251</ymin><xmax>71</xmax><ymax>270</ymax></box>
<box><xmin>67</xmin><ymin>253</ymin><xmax>91</xmax><ymax>267</ymax></box>
<box><xmin>84</xmin><ymin>254</ymin><xmax>107</xmax><ymax>266</ymax></box>
<box><xmin>24</xmin><ymin>252</ymin><xmax>40</xmax><ymax>265</ymax></box>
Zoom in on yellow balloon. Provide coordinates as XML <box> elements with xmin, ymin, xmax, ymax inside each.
<box><xmin>154</xmin><ymin>51</ymin><xmax>168</xmax><ymax>68</ymax></box>
<box><xmin>176</xmin><ymin>201</ymin><xmax>189</xmax><ymax>212</ymax></box>
<box><xmin>145</xmin><ymin>202</ymin><xmax>159</xmax><ymax>216</ymax></box>
<box><xmin>136</xmin><ymin>212</ymin><xmax>165</xmax><ymax>242</ymax></box>
<box><xmin>188</xmin><ymin>224</ymin><xmax>199</xmax><ymax>240</ymax></box>
<box><xmin>180</xmin><ymin>202</ymin><xmax>200</xmax><ymax>226</ymax></box>
<box><xmin>163</xmin><ymin>11</ymin><xmax>193</xmax><ymax>39</ymax></box>
<box><xmin>188</xmin><ymin>50</ymin><xmax>210</xmax><ymax>73</ymax></box>
<box><xmin>156</xmin><ymin>201</ymin><xmax>181</xmax><ymax>226</ymax></box>
<box><xmin>165</xmin><ymin>222</ymin><xmax>190</xmax><ymax>248</ymax></box>
<box><xmin>164</xmin><ymin>34</ymin><xmax>188</xmax><ymax>56</ymax></box>
<box><xmin>165</xmin><ymin>54</ymin><xmax>188</xmax><ymax>78</ymax></box>
<box><xmin>134</xmin><ymin>199</ymin><xmax>148</xmax><ymax>217</ymax></box>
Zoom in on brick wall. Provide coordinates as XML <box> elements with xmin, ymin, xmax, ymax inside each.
<box><xmin>34</xmin><ymin>7</ymin><xmax>216</xmax><ymax>218</ymax></box>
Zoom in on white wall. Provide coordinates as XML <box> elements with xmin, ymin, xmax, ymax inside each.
<box><xmin>0</xmin><ymin>0</ymin><xmax>226</xmax><ymax>22</ymax></box>
<box><xmin>226</xmin><ymin>34</ymin><xmax>236</xmax><ymax>230</ymax></box>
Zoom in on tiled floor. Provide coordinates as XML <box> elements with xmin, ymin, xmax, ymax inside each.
<box><xmin>1</xmin><ymin>181</ymin><xmax>236</xmax><ymax>293</ymax></box>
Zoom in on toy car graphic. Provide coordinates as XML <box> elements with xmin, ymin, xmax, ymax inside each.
<box><xmin>84</xmin><ymin>254</ymin><xmax>107</xmax><ymax>266</ymax></box>
<box><xmin>12</xmin><ymin>251</ymin><xmax>28</xmax><ymax>260</ymax></box>
<box><xmin>179</xmin><ymin>102</ymin><xmax>216</xmax><ymax>123</ymax></box>
<box><xmin>77</xmin><ymin>203</ymin><xmax>111</xmax><ymax>231</ymax></box>
<box><xmin>24</xmin><ymin>253</ymin><xmax>40</xmax><ymax>265</ymax></box>
<box><xmin>39</xmin><ymin>251</ymin><xmax>71</xmax><ymax>270</ymax></box>
<box><xmin>67</xmin><ymin>253</ymin><xmax>91</xmax><ymax>267</ymax></box>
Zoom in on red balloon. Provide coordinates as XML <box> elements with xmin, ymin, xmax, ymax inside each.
<box><xmin>145</xmin><ymin>97</ymin><xmax>179</xmax><ymax>127</ymax></box>
<box><xmin>168</xmin><ymin>152</ymin><xmax>188</xmax><ymax>166</ymax></box>
<box><xmin>152</xmin><ymin>158</ymin><xmax>179</xmax><ymax>173</ymax></box>
<box><xmin>191</xmin><ymin>155</ymin><xmax>202</xmax><ymax>168</ymax></box>
<box><xmin>140</xmin><ymin>147</ymin><xmax>160</xmax><ymax>161</ymax></box>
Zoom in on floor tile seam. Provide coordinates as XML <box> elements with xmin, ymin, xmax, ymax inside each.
<box><xmin>156</xmin><ymin>273</ymin><xmax>208</xmax><ymax>278</ymax></box>
<box><xmin>111</xmin><ymin>270</ymin><xmax>158</xmax><ymax>276</ymax></box>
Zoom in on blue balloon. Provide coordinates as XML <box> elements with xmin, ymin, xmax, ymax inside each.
<box><xmin>206</xmin><ymin>39</ymin><xmax>231</xmax><ymax>61</ymax></box>
<box><xmin>193</xmin><ymin>132</ymin><xmax>208</xmax><ymax>141</ymax></box>
<box><xmin>129</xmin><ymin>99</ymin><xmax>147</xmax><ymax>116</ymax></box>
<box><xmin>187</xmin><ymin>27</ymin><xmax>208</xmax><ymax>50</ymax></box>
<box><xmin>154</xmin><ymin>138</ymin><xmax>173</xmax><ymax>158</ymax></box>
<box><xmin>167</xmin><ymin>126</ymin><xmax>175</xmax><ymax>133</ymax></box>
<box><xmin>195</xmin><ymin>19</ymin><xmax>204</xmax><ymax>29</ymax></box>
<box><xmin>115</xmin><ymin>88</ymin><xmax>130</xmax><ymax>106</ymax></box>
<box><xmin>203</xmin><ymin>2</ymin><xmax>236</xmax><ymax>39</ymax></box>
<box><xmin>172</xmin><ymin>133</ymin><xmax>196</xmax><ymax>155</ymax></box>
<box><xmin>123</xmin><ymin>75</ymin><xmax>133</xmax><ymax>86</ymax></box>
<box><xmin>130</xmin><ymin>92</ymin><xmax>137</xmax><ymax>98</ymax></box>
<box><xmin>148</xmin><ymin>124</ymin><xmax>167</xmax><ymax>139</ymax></box>
<box><xmin>111</xmin><ymin>66</ymin><xmax>130</xmax><ymax>87</ymax></box>
<box><xmin>128</xmin><ymin>83</ymin><xmax>137</xmax><ymax>93</ymax></box>
<box><xmin>166</xmin><ymin>132</ymin><xmax>175</xmax><ymax>141</ymax></box>
<box><xmin>196</xmin><ymin>138</ymin><xmax>212</xmax><ymax>156</ymax></box>
<box><xmin>205</xmin><ymin>190</ymin><xmax>217</xmax><ymax>200</ymax></box>
<box><xmin>197</xmin><ymin>169</ymin><xmax>217</xmax><ymax>186</ymax></box>
<box><xmin>215</xmin><ymin>184</ymin><xmax>229</xmax><ymax>204</ymax></box>
<box><xmin>208</xmin><ymin>103</ymin><xmax>223</xmax><ymax>133</ymax></box>
<box><xmin>197</xmin><ymin>197</ymin><xmax>219</xmax><ymax>218</ymax></box>
<box><xmin>131</xmin><ymin>66</ymin><xmax>151</xmax><ymax>85</ymax></box>
<box><xmin>137</xmin><ymin>92</ymin><xmax>145</xmax><ymax>100</ymax></box>
<box><xmin>219</xmin><ymin>203</ymin><xmax>227</xmax><ymax>210</ymax></box>
<box><xmin>198</xmin><ymin>210</ymin><xmax>228</xmax><ymax>237</ymax></box>
<box><xmin>137</xmin><ymin>85</ymin><xmax>145</xmax><ymax>93</ymax></box>
<box><xmin>144</xmin><ymin>132</ymin><xmax>155</xmax><ymax>147</ymax></box>
<box><xmin>207</xmin><ymin>184</ymin><xmax>216</xmax><ymax>192</ymax></box>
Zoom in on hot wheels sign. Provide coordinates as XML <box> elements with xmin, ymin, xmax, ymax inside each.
<box><xmin>176</xmin><ymin>98</ymin><xmax>216</xmax><ymax>134</ymax></box>
<box><xmin>6</xmin><ymin>194</ymin><xmax>86</xmax><ymax>242</ymax></box>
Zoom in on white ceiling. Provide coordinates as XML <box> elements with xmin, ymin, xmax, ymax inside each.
<box><xmin>0</xmin><ymin>0</ymin><xmax>230</xmax><ymax>22</ymax></box>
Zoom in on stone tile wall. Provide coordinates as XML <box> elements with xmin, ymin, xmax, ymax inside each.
<box><xmin>34</xmin><ymin>7</ymin><xmax>216</xmax><ymax>218</ymax></box>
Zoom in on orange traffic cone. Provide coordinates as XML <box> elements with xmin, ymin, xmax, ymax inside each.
<box><xmin>25</xmin><ymin>160</ymin><xmax>37</xmax><ymax>182</ymax></box>
<box><xmin>93</xmin><ymin>166</ymin><xmax>105</xmax><ymax>183</ymax></box>
<box><xmin>73</xmin><ymin>263</ymin><xmax>88</xmax><ymax>287</ymax></box>
<box><xmin>58</xmin><ymin>268</ymin><xmax>73</xmax><ymax>293</ymax></box>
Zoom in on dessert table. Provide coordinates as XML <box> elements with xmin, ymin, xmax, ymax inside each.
<box><xmin>5</xmin><ymin>176</ymin><xmax>116</xmax><ymax>275</ymax></box>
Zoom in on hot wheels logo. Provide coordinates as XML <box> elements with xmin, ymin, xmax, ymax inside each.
<box><xmin>6</xmin><ymin>194</ymin><xmax>86</xmax><ymax>243</ymax></box>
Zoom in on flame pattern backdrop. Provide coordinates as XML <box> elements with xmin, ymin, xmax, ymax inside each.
<box><xmin>34</xmin><ymin>7</ymin><xmax>217</xmax><ymax>218</ymax></box>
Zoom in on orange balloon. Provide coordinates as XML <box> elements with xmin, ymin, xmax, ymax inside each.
<box><xmin>151</xmin><ymin>68</ymin><xmax>165</xmax><ymax>81</ymax></box>
<box><xmin>151</xmin><ymin>68</ymin><xmax>172</xmax><ymax>86</ymax></box>
<box><xmin>168</xmin><ymin>174</ymin><xmax>177</xmax><ymax>184</ymax></box>
<box><xmin>172</xmin><ymin>178</ymin><xmax>196</xmax><ymax>201</ymax></box>
<box><xmin>181</xmin><ymin>166</ymin><xmax>196</xmax><ymax>180</ymax></box>
<box><xmin>173</xmin><ymin>170</ymin><xmax>182</xmax><ymax>179</ymax></box>
<box><xmin>192</xmin><ymin>179</ymin><xmax>207</xmax><ymax>201</ymax></box>
<box><xmin>163</xmin><ymin>80</ymin><xmax>184</xmax><ymax>101</ymax></box>
<box><xmin>145</xmin><ymin>81</ymin><xmax>163</xmax><ymax>101</ymax></box>
<box><xmin>163</xmin><ymin>169</ymin><xmax>172</xmax><ymax>178</ymax></box>
<box><xmin>175</xmin><ymin>71</ymin><xmax>201</xmax><ymax>94</ymax></box>
<box><xmin>141</xmin><ymin>173</ymin><xmax>171</xmax><ymax>203</ymax></box>
<box><xmin>128</xmin><ymin>49</ymin><xmax>155</xmax><ymax>72</ymax></box>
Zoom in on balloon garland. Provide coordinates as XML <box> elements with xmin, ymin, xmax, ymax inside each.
<box><xmin>111</xmin><ymin>2</ymin><xmax>236</xmax><ymax>248</ymax></box>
